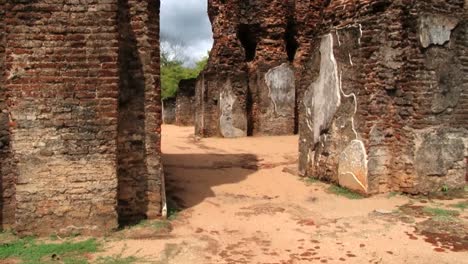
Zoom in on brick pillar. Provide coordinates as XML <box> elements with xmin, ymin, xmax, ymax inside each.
<box><xmin>117</xmin><ymin>0</ymin><xmax>162</xmax><ymax>225</ymax></box>
<box><xmin>4</xmin><ymin>1</ymin><xmax>121</xmax><ymax>236</ymax></box>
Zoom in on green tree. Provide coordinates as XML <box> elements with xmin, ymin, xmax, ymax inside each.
<box><xmin>160</xmin><ymin>55</ymin><xmax>208</xmax><ymax>100</ymax></box>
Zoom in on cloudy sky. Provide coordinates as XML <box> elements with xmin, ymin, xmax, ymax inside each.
<box><xmin>160</xmin><ymin>0</ymin><xmax>213</xmax><ymax>65</ymax></box>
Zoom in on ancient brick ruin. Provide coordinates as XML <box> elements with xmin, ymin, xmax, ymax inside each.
<box><xmin>197</xmin><ymin>0</ymin><xmax>467</xmax><ymax>194</ymax></box>
<box><xmin>0</xmin><ymin>0</ymin><xmax>467</xmax><ymax>236</ymax></box>
<box><xmin>162</xmin><ymin>98</ymin><xmax>176</xmax><ymax>124</ymax></box>
<box><xmin>175</xmin><ymin>78</ymin><xmax>196</xmax><ymax>126</ymax></box>
<box><xmin>296</xmin><ymin>0</ymin><xmax>467</xmax><ymax>195</ymax></box>
<box><xmin>0</xmin><ymin>0</ymin><xmax>163</xmax><ymax>235</ymax></box>
<box><xmin>196</xmin><ymin>0</ymin><xmax>297</xmax><ymax>137</ymax></box>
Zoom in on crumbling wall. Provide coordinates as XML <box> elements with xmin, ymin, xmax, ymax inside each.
<box><xmin>175</xmin><ymin>78</ymin><xmax>196</xmax><ymax>126</ymax></box>
<box><xmin>196</xmin><ymin>0</ymin><xmax>295</xmax><ymax>137</ymax></box>
<box><xmin>1</xmin><ymin>0</ymin><xmax>162</xmax><ymax>235</ymax></box>
<box><xmin>196</xmin><ymin>0</ymin><xmax>248</xmax><ymax>138</ymax></box>
<box><xmin>298</xmin><ymin>0</ymin><xmax>467</xmax><ymax>195</ymax></box>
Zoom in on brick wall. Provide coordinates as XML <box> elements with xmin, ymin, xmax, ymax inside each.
<box><xmin>1</xmin><ymin>0</ymin><xmax>162</xmax><ymax>235</ymax></box>
<box><xmin>4</xmin><ymin>0</ymin><xmax>121</xmax><ymax>235</ymax></box>
<box><xmin>175</xmin><ymin>78</ymin><xmax>196</xmax><ymax>126</ymax></box>
<box><xmin>298</xmin><ymin>0</ymin><xmax>467</xmax><ymax>195</ymax></box>
<box><xmin>196</xmin><ymin>0</ymin><xmax>298</xmax><ymax>137</ymax></box>
<box><xmin>196</xmin><ymin>0</ymin><xmax>248</xmax><ymax>137</ymax></box>
<box><xmin>0</xmin><ymin>0</ymin><xmax>16</xmax><ymax>229</ymax></box>
<box><xmin>117</xmin><ymin>0</ymin><xmax>162</xmax><ymax>226</ymax></box>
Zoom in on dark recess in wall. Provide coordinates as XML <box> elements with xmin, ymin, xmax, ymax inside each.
<box><xmin>237</xmin><ymin>24</ymin><xmax>258</xmax><ymax>62</ymax></box>
<box><xmin>285</xmin><ymin>20</ymin><xmax>298</xmax><ymax>62</ymax></box>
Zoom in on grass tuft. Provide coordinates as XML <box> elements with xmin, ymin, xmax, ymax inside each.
<box><xmin>167</xmin><ymin>198</ymin><xmax>182</xmax><ymax>221</ymax></box>
<box><xmin>328</xmin><ymin>185</ymin><xmax>364</xmax><ymax>200</ymax></box>
<box><xmin>450</xmin><ymin>201</ymin><xmax>468</xmax><ymax>211</ymax></box>
<box><xmin>95</xmin><ymin>255</ymin><xmax>139</xmax><ymax>264</ymax></box>
<box><xmin>387</xmin><ymin>191</ymin><xmax>400</xmax><ymax>198</ymax></box>
<box><xmin>0</xmin><ymin>237</ymin><xmax>98</xmax><ymax>264</ymax></box>
<box><xmin>303</xmin><ymin>177</ymin><xmax>319</xmax><ymax>185</ymax></box>
<box><xmin>423</xmin><ymin>207</ymin><xmax>460</xmax><ymax>222</ymax></box>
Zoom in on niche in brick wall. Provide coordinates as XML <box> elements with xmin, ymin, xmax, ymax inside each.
<box><xmin>237</xmin><ymin>24</ymin><xmax>258</xmax><ymax>62</ymax></box>
<box><xmin>285</xmin><ymin>20</ymin><xmax>298</xmax><ymax>62</ymax></box>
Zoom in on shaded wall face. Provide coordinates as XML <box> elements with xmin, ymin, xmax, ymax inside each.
<box><xmin>0</xmin><ymin>0</ymin><xmax>16</xmax><ymax>229</ymax></box>
<box><xmin>298</xmin><ymin>0</ymin><xmax>467</xmax><ymax>195</ymax></box>
<box><xmin>175</xmin><ymin>79</ymin><xmax>196</xmax><ymax>126</ymax></box>
<box><xmin>117</xmin><ymin>0</ymin><xmax>162</xmax><ymax>226</ymax></box>
<box><xmin>1</xmin><ymin>0</ymin><xmax>162</xmax><ymax>235</ymax></box>
<box><xmin>162</xmin><ymin>98</ymin><xmax>176</xmax><ymax>124</ymax></box>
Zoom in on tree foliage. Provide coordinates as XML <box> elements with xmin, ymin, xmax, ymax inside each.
<box><xmin>161</xmin><ymin>41</ymin><xmax>208</xmax><ymax>100</ymax></box>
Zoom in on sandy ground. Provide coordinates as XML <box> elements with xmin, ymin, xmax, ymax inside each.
<box><xmin>102</xmin><ymin>125</ymin><xmax>467</xmax><ymax>264</ymax></box>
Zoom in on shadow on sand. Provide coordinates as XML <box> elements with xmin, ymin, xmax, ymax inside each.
<box><xmin>162</xmin><ymin>153</ymin><xmax>259</xmax><ymax>210</ymax></box>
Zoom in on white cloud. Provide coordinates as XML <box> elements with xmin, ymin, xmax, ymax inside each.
<box><xmin>160</xmin><ymin>0</ymin><xmax>213</xmax><ymax>64</ymax></box>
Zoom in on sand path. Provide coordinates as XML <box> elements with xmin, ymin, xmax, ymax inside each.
<box><xmin>102</xmin><ymin>125</ymin><xmax>467</xmax><ymax>264</ymax></box>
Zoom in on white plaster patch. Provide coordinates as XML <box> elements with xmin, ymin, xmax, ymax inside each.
<box><xmin>338</xmin><ymin>140</ymin><xmax>368</xmax><ymax>194</ymax></box>
<box><xmin>338</xmin><ymin>73</ymin><xmax>358</xmax><ymax>140</ymax></box>
<box><xmin>303</xmin><ymin>34</ymin><xmax>341</xmax><ymax>144</ymax></box>
<box><xmin>219</xmin><ymin>80</ymin><xmax>246</xmax><ymax>138</ymax></box>
<box><xmin>265</xmin><ymin>63</ymin><xmax>295</xmax><ymax>117</ymax></box>
<box><xmin>419</xmin><ymin>15</ymin><xmax>458</xmax><ymax>48</ymax></box>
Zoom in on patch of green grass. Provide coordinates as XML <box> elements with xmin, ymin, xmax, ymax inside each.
<box><xmin>95</xmin><ymin>255</ymin><xmax>139</xmax><ymax>264</ymax></box>
<box><xmin>0</xmin><ymin>237</ymin><xmax>98</xmax><ymax>264</ymax></box>
<box><xmin>387</xmin><ymin>191</ymin><xmax>400</xmax><ymax>198</ymax></box>
<box><xmin>302</xmin><ymin>177</ymin><xmax>319</xmax><ymax>185</ymax></box>
<box><xmin>423</xmin><ymin>207</ymin><xmax>460</xmax><ymax>222</ymax></box>
<box><xmin>167</xmin><ymin>198</ymin><xmax>181</xmax><ymax>221</ymax></box>
<box><xmin>150</xmin><ymin>221</ymin><xmax>171</xmax><ymax>230</ymax></box>
<box><xmin>451</xmin><ymin>201</ymin><xmax>468</xmax><ymax>211</ymax></box>
<box><xmin>441</xmin><ymin>185</ymin><xmax>449</xmax><ymax>193</ymax></box>
<box><xmin>328</xmin><ymin>185</ymin><xmax>364</xmax><ymax>200</ymax></box>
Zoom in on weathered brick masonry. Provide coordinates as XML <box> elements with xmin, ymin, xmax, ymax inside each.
<box><xmin>197</xmin><ymin>0</ymin><xmax>467</xmax><ymax>194</ymax></box>
<box><xmin>0</xmin><ymin>0</ymin><xmax>466</xmax><ymax>236</ymax></box>
<box><xmin>117</xmin><ymin>0</ymin><xmax>162</xmax><ymax>226</ymax></box>
<box><xmin>175</xmin><ymin>78</ymin><xmax>196</xmax><ymax>126</ymax></box>
<box><xmin>196</xmin><ymin>0</ymin><xmax>297</xmax><ymax>137</ymax></box>
<box><xmin>297</xmin><ymin>0</ymin><xmax>467</xmax><ymax>195</ymax></box>
<box><xmin>0</xmin><ymin>0</ymin><xmax>162</xmax><ymax>235</ymax></box>
<box><xmin>0</xmin><ymin>0</ymin><xmax>16</xmax><ymax>230</ymax></box>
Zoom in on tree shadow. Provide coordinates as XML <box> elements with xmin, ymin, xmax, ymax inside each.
<box><xmin>162</xmin><ymin>153</ymin><xmax>259</xmax><ymax>209</ymax></box>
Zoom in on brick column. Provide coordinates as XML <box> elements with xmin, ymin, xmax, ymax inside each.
<box><xmin>117</xmin><ymin>0</ymin><xmax>162</xmax><ymax>225</ymax></box>
<box><xmin>5</xmin><ymin>1</ymin><xmax>121</xmax><ymax>236</ymax></box>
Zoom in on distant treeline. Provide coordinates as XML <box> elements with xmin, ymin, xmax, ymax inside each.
<box><xmin>161</xmin><ymin>53</ymin><xmax>207</xmax><ymax>100</ymax></box>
